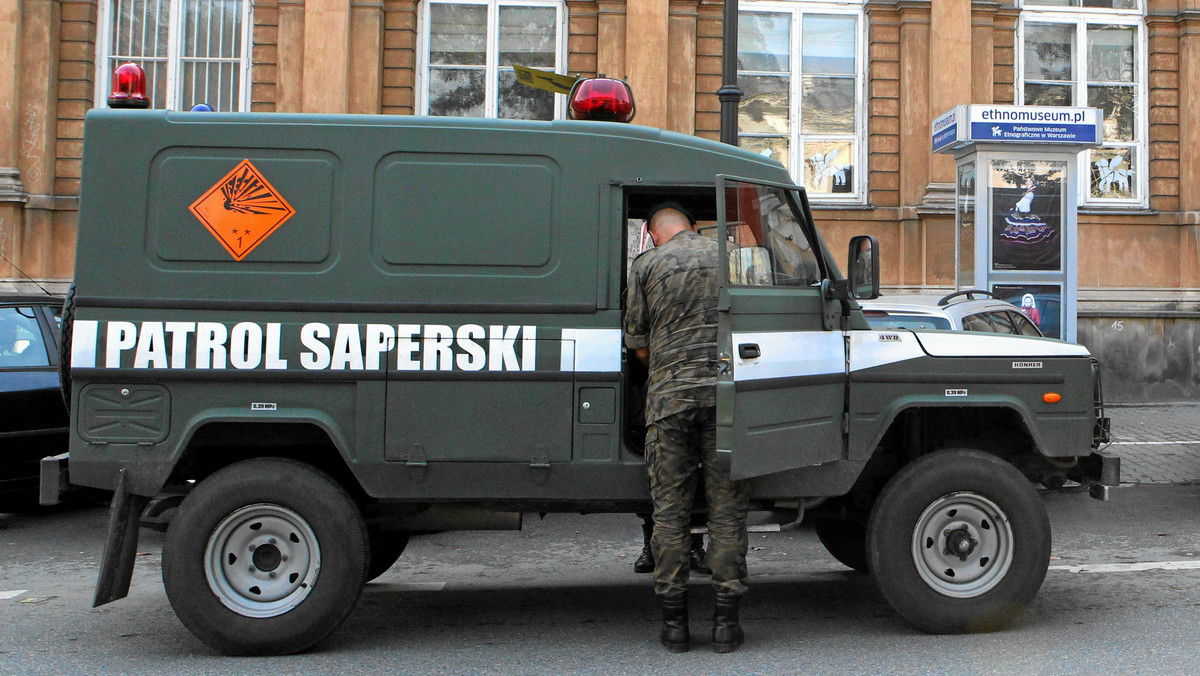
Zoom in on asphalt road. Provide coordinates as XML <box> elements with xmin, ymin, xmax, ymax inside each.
<box><xmin>2</xmin><ymin>485</ymin><xmax>1198</xmax><ymax>675</ymax></box>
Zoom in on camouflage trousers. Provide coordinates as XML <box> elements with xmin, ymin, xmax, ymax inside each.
<box><xmin>646</xmin><ymin>406</ymin><xmax>750</xmax><ymax>598</ymax></box>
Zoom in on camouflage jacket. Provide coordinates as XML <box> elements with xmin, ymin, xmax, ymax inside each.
<box><xmin>623</xmin><ymin>230</ymin><xmax>720</xmax><ymax>423</ymax></box>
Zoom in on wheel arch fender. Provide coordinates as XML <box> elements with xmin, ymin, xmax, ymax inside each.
<box><xmin>849</xmin><ymin>395</ymin><xmax>1047</xmax><ymax>462</ymax></box>
<box><xmin>163</xmin><ymin>409</ymin><xmax>364</xmax><ymax>495</ymax></box>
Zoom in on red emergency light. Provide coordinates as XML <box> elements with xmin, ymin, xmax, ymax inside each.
<box><xmin>568</xmin><ymin>76</ymin><xmax>636</xmax><ymax>123</ymax></box>
<box><xmin>108</xmin><ymin>63</ymin><xmax>151</xmax><ymax>109</ymax></box>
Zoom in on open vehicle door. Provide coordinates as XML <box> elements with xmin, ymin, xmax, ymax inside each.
<box><xmin>714</xmin><ymin>177</ymin><xmax>847</xmax><ymax>479</ymax></box>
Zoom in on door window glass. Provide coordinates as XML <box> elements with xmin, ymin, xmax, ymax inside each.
<box><xmin>985</xmin><ymin>311</ymin><xmax>1020</xmax><ymax>334</ymax></box>
<box><xmin>723</xmin><ymin>181</ymin><xmax>821</xmax><ymax>287</ymax></box>
<box><xmin>1008</xmin><ymin>311</ymin><xmax>1044</xmax><ymax>336</ymax></box>
<box><xmin>961</xmin><ymin>314</ymin><xmax>993</xmax><ymax>333</ymax></box>
<box><xmin>0</xmin><ymin>307</ymin><xmax>49</xmax><ymax>367</ymax></box>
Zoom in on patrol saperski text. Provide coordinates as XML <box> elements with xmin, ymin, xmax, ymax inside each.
<box><xmin>83</xmin><ymin>321</ymin><xmax>539</xmax><ymax>372</ymax></box>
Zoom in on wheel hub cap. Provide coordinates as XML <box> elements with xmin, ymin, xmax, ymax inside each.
<box><xmin>910</xmin><ymin>492</ymin><xmax>1014</xmax><ymax>599</ymax></box>
<box><xmin>204</xmin><ymin>503</ymin><xmax>322</xmax><ymax>618</ymax></box>
<box><xmin>944</xmin><ymin>526</ymin><xmax>978</xmax><ymax>561</ymax></box>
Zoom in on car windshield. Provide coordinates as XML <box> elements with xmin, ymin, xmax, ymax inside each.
<box><xmin>863</xmin><ymin>312</ymin><xmax>952</xmax><ymax>331</ymax></box>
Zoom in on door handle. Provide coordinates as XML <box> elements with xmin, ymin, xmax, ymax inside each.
<box><xmin>738</xmin><ymin>343</ymin><xmax>761</xmax><ymax>360</ymax></box>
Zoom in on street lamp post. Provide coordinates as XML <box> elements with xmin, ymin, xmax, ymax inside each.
<box><xmin>718</xmin><ymin>0</ymin><xmax>742</xmax><ymax>146</ymax></box>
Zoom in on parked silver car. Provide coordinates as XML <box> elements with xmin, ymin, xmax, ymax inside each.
<box><xmin>859</xmin><ymin>289</ymin><xmax>1044</xmax><ymax>337</ymax></box>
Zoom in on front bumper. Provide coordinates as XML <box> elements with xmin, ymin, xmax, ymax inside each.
<box><xmin>1071</xmin><ymin>450</ymin><xmax>1120</xmax><ymax>500</ymax></box>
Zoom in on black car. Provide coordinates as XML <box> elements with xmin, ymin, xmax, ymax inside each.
<box><xmin>0</xmin><ymin>293</ymin><xmax>67</xmax><ymax>510</ymax></box>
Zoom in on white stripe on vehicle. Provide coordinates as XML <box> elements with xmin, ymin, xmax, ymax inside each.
<box><xmin>70</xmin><ymin>319</ymin><xmax>98</xmax><ymax>368</ymax></box>
<box><xmin>917</xmin><ymin>332</ymin><xmax>1090</xmax><ymax>358</ymax></box>
<box><xmin>560</xmin><ymin>328</ymin><xmax>622</xmax><ymax>372</ymax></box>
<box><xmin>731</xmin><ymin>331</ymin><xmax>843</xmax><ymax>382</ymax></box>
<box><xmin>849</xmin><ymin>331</ymin><xmax>926</xmax><ymax>372</ymax></box>
<box><xmin>735</xmin><ymin>329</ymin><xmax>1090</xmax><ymax>382</ymax></box>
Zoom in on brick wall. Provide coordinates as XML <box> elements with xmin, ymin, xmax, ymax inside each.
<box><xmin>382</xmin><ymin>0</ymin><xmax>417</xmax><ymax>115</ymax></box>
<box><xmin>694</xmin><ymin>0</ymin><xmax>721</xmax><ymax>141</ymax></box>
<box><xmin>252</xmin><ymin>0</ymin><xmax>281</xmax><ymax>112</ymax></box>
<box><xmin>56</xmin><ymin>0</ymin><xmax>97</xmax><ymax>197</ymax></box>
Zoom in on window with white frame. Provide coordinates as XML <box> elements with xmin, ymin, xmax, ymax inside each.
<box><xmin>96</xmin><ymin>0</ymin><xmax>251</xmax><ymax>111</ymax></box>
<box><xmin>419</xmin><ymin>0</ymin><xmax>565</xmax><ymax>120</ymax></box>
<box><xmin>737</xmin><ymin>1</ymin><xmax>865</xmax><ymax>202</ymax></box>
<box><xmin>1020</xmin><ymin>0</ymin><xmax>1145</xmax><ymax>205</ymax></box>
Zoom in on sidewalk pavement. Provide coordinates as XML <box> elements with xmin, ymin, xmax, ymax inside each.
<box><xmin>1104</xmin><ymin>402</ymin><xmax>1200</xmax><ymax>485</ymax></box>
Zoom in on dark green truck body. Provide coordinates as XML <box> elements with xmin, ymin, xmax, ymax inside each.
<box><xmin>62</xmin><ymin>109</ymin><xmax>1116</xmax><ymax>655</ymax></box>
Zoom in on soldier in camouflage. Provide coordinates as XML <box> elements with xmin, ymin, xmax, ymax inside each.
<box><xmin>623</xmin><ymin>202</ymin><xmax>750</xmax><ymax>654</ymax></box>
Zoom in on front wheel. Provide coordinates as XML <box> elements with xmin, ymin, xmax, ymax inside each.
<box><xmin>163</xmin><ymin>458</ymin><xmax>368</xmax><ymax>655</ymax></box>
<box><xmin>867</xmin><ymin>449</ymin><xmax>1050</xmax><ymax>633</ymax></box>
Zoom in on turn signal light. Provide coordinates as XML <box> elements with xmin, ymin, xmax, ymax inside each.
<box><xmin>568</xmin><ymin>76</ymin><xmax>636</xmax><ymax>123</ymax></box>
<box><xmin>1043</xmin><ymin>393</ymin><xmax>1062</xmax><ymax>404</ymax></box>
<box><xmin>108</xmin><ymin>63</ymin><xmax>150</xmax><ymax>109</ymax></box>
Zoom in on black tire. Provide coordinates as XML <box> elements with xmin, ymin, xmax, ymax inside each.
<box><xmin>162</xmin><ymin>458</ymin><xmax>368</xmax><ymax>655</ymax></box>
<box><xmin>365</xmin><ymin>528</ymin><xmax>410</xmax><ymax>582</ymax></box>
<box><xmin>813</xmin><ymin>516</ymin><xmax>869</xmax><ymax>573</ymax></box>
<box><xmin>58</xmin><ymin>284</ymin><xmax>76</xmax><ymax>408</ymax></box>
<box><xmin>867</xmin><ymin>449</ymin><xmax>1050</xmax><ymax>634</ymax></box>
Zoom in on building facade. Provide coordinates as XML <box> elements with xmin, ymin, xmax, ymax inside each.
<box><xmin>1</xmin><ymin>0</ymin><xmax>1197</xmax><ymax>400</ymax></box>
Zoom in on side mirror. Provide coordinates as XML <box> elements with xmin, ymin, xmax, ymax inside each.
<box><xmin>848</xmin><ymin>235</ymin><xmax>879</xmax><ymax>300</ymax></box>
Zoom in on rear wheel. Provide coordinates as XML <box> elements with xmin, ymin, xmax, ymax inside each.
<box><xmin>58</xmin><ymin>284</ymin><xmax>75</xmax><ymax>407</ymax></box>
<box><xmin>813</xmin><ymin>516</ymin><xmax>869</xmax><ymax>573</ymax></box>
<box><xmin>867</xmin><ymin>449</ymin><xmax>1050</xmax><ymax>633</ymax></box>
<box><xmin>163</xmin><ymin>458</ymin><xmax>368</xmax><ymax>655</ymax></box>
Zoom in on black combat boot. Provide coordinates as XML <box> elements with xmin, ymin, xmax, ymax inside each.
<box><xmin>659</xmin><ymin>593</ymin><xmax>690</xmax><ymax>653</ymax></box>
<box><xmin>634</xmin><ymin>520</ymin><xmax>654</xmax><ymax>573</ymax></box>
<box><xmin>689</xmin><ymin>534</ymin><xmax>711</xmax><ymax>575</ymax></box>
<box><xmin>712</xmin><ymin>591</ymin><xmax>745</xmax><ymax>653</ymax></box>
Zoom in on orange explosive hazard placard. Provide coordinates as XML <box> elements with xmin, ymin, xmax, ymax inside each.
<box><xmin>188</xmin><ymin>159</ymin><xmax>296</xmax><ymax>261</ymax></box>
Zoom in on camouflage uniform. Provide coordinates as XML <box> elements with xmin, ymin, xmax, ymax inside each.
<box><xmin>624</xmin><ymin>230</ymin><xmax>750</xmax><ymax>598</ymax></box>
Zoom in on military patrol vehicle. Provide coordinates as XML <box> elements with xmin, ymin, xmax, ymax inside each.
<box><xmin>58</xmin><ymin>76</ymin><xmax>1115</xmax><ymax>655</ymax></box>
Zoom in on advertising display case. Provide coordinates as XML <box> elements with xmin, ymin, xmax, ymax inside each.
<box><xmin>933</xmin><ymin>105</ymin><xmax>1103</xmax><ymax>341</ymax></box>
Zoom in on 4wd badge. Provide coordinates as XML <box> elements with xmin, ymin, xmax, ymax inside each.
<box><xmin>189</xmin><ymin>159</ymin><xmax>296</xmax><ymax>261</ymax></box>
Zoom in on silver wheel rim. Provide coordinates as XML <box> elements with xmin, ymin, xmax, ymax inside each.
<box><xmin>910</xmin><ymin>492</ymin><xmax>1014</xmax><ymax>598</ymax></box>
<box><xmin>204</xmin><ymin>503</ymin><xmax>321</xmax><ymax>618</ymax></box>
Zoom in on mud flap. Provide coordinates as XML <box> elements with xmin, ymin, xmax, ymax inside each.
<box><xmin>94</xmin><ymin>468</ymin><xmax>150</xmax><ymax>607</ymax></box>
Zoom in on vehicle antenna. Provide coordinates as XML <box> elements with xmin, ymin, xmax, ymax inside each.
<box><xmin>0</xmin><ymin>252</ymin><xmax>54</xmax><ymax>296</ymax></box>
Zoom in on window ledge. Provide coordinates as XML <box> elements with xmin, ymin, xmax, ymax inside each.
<box><xmin>810</xmin><ymin>203</ymin><xmax>872</xmax><ymax>211</ymax></box>
<box><xmin>1077</xmin><ymin>207</ymin><xmax>1156</xmax><ymax>216</ymax></box>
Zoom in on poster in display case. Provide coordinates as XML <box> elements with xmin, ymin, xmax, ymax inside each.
<box><xmin>992</xmin><ymin>283</ymin><xmax>1063</xmax><ymax>340</ymax></box>
<box><xmin>989</xmin><ymin>159</ymin><xmax>1066</xmax><ymax>272</ymax></box>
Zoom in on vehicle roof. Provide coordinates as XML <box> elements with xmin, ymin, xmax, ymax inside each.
<box><xmin>860</xmin><ymin>294</ymin><xmax>1025</xmax><ymax>318</ymax></box>
<box><xmin>87</xmin><ymin>109</ymin><xmax>788</xmax><ymax>175</ymax></box>
<box><xmin>0</xmin><ymin>292</ymin><xmax>64</xmax><ymax>304</ymax></box>
<box><xmin>76</xmin><ymin>110</ymin><xmax>799</xmax><ymax>308</ymax></box>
